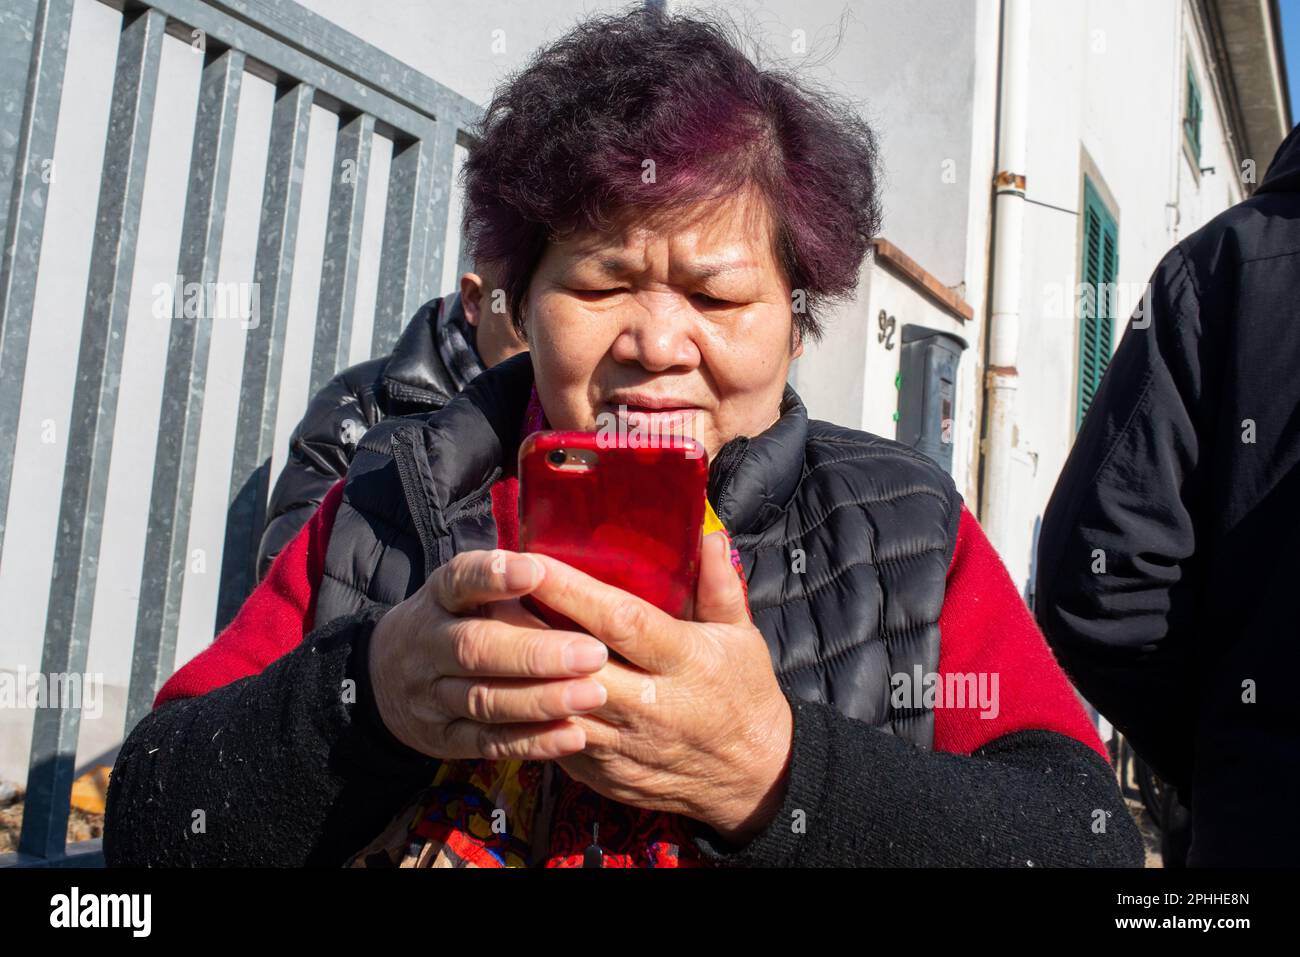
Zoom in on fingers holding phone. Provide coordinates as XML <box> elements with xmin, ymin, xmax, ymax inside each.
<box><xmin>366</xmin><ymin>548</ymin><xmax>609</xmax><ymax>762</ymax></box>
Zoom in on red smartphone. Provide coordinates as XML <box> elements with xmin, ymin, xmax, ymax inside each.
<box><xmin>517</xmin><ymin>430</ymin><xmax>709</xmax><ymax>632</ymax></box>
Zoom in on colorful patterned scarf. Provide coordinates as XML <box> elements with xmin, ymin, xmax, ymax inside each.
<box><xmin>346</xmin><ymin>388</ymin><xmax>750</xmax><ymax>868</ymax></box>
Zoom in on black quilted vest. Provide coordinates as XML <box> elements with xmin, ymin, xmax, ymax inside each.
<box><xmin>315</xmin><ymin>353</ymin><xmax>962</xmax><ymax>748</ymax></box>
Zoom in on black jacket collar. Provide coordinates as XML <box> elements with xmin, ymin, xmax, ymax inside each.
<box><xmin>706</xmin><ymin>386</ymin><xmax>808</xmax><ymax>535</ymax></box>
<box><xmin>426</xmin><ymin>351</ymin><xmax>808</xmax><ymax>536</ymax></box>
<box><xmin>381</xmin><ymin>295</ymin><xmax>464</xmax><ymax>404</ymax></box>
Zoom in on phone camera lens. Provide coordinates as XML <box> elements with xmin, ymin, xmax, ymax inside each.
<box><xmin>547</xmin><ymin>449</ymin><xmax>566</xmax><ymax>466</ymax></box>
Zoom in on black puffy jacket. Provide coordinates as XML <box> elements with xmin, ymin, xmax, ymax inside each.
<box><xmin>1035</xmin><ymin>124</ymin><xmax>1300</xmax><ymax>866</ymax></box>
<box><xmin>255</xmin><ymin>295</ymin><xmax>469</xmax><ymax>580</ymax></box>
<box><xmin>105</xmin><ymin>353</ymin><xmax>1141</xmax><ymax>867</ymax></box>
<box><xmin>317</xmin><ymin>352</ymin><xmax>959</xmax><ymax>745</ymax></box>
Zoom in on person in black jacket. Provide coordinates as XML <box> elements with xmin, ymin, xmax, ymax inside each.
<box><xmin>255</xmin><ymin>265</ymin><xmax>526</xmax><ymax>579</ymax></box>
<box><xmin>1035</xmin><ymin>123</ymin><xmax>1300</xmax><ymax>867</ymax></box>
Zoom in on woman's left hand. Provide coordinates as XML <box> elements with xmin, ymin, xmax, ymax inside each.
<box><xmin>524</xmin><ymin>531</ymin><xmax>794</xmax><ymax>845</ymax></box>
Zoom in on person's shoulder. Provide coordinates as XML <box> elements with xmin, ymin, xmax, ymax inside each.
<box><xmin>384</xmin><ymin>296</ymin><xmax>457</xmax><ymax>401</ymax></box>
<box><xmin>1174</xmin><ymin>185</ymin><xmax>1300</xmax><ymax>285</ymax></box>
<box><xmin>296</xmin><ymin>355</ymin><xmax>392</xmax><ymax>437</ymax></box>
<box><xmin>347</xmin><ymin>412</ymin><xmax>428</xmax><ymax>466</ymax></box>
<box><xmin>802</xmin><ymin>420</ymin><xmax>963</xmax><ymax>530</ymax></box>
<box><xmin>805</xmin><ymin>419</ymin><xmax>957</xmax><ymax>481</ymax></box>
<box><xmin>281</xmin><ymin>356</ymin><xmax>391</xmax><ymax>460</ymax></box>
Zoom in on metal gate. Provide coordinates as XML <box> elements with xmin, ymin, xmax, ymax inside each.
<box><xmin>0</xmin><ymin>0</ymin><xmax>481</xmax><ymax>865</ymax></box>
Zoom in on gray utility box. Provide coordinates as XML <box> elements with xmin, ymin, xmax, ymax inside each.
<box><xmin>897</xmin><ymin>325</ymin><xmax>968</xmax><ymax>472</ymax></box>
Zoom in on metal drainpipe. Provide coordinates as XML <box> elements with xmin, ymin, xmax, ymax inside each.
<box><xmin>1167</xmin><ymin>0</ymin><xmax>1185</xmax><ymax>244</ymax></box>
<box><xmin>980</xmin><ymin>0</ymin><xmax>1030</xmax><ymax>551</ymax></box>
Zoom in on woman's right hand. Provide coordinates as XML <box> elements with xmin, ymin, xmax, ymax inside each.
<box><xmin>366</xmin><ymin>549</ymin><xmax>609</xmax><ymax>761</ymax></box>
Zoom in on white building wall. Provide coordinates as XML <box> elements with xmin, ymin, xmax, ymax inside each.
<box><xmin>1004</xmin><ymin>0</ymin><xmax>1246</xmax><ymax>596</ymax></box>
<box><xmin>681</xmin><ymin>0</ymin><xmax>994</xmax><ymax>504</ymax></box>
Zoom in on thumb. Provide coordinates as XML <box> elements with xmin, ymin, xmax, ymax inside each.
<box><xmin>694</xmin><ymin>530</ymin><xmax>750</xmax><ymax>625</ymax></box>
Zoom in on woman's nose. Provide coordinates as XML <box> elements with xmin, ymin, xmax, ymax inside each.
<box><xmin>609</xmin><ymin>295</ymin><xmax>701</xmax><ymax>372</ymax></box>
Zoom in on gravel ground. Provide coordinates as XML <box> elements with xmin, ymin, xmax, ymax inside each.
<box><xmin>1125</xmin><ymin>795</ymin><xmax>1163</xmax><ymax>868</ymax></box>
<box><xmin>0</xmin><ymin>790</ymin><xmax>104</xmax><ymax>854</ymax></box>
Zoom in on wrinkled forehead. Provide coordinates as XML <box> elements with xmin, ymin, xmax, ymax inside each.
<box><xmin>546</xmin><ymin>188</ymin><xmax>783</xmax><ymax>279</ymax></box>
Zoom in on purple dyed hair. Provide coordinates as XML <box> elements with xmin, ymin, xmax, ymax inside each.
<box><xmin>461</xmin><ymin>6</ymin><xmax>883</xmax><ymax>343</ymax></box>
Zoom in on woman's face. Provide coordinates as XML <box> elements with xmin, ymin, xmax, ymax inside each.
<box><xmin>525</xmin><ymin>190</ymin><xmax>803</xmax><ymax>464</ymax></box>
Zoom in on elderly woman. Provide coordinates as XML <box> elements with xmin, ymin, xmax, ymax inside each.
<box><xmin>104</xmin><ymin>8</ymin><xmax>1140</xmax><ymax>867</ymax></box>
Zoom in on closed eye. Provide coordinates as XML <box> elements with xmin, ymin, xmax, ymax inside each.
<box><xmin>569</xmin><ymin>287</ymin><xmax>627</xmax><ymax>300</ymax></box>
<box><xmin>691</xmin><ymin>292</ymin><xmax>734</xmax><ymax>308</ymax></box>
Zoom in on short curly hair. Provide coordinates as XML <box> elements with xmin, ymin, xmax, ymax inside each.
<box><xmin>461</xmin><ymin>5</ymin><xmax>882</xmax><ymax>343</ymax></box>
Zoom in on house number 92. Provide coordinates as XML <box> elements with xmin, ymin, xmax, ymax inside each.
<box><xmin>878</xmin><ymin>309</ymin><xmax>897</xmax><ymax>350</ymax></box>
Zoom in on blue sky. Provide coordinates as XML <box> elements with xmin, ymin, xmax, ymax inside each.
<box><xmin>1283</xmin><ymin>0</ymin><xmax>1300</xmax><ymax>125</ymax></box>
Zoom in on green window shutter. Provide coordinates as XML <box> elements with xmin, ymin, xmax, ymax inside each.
<box><xmin>1184</xmin><ymin>67</ymin><xmax>1202</xmax><ymax>162</ymax></box>
<box><xmin>1077</xmin><ymin>177</ymin><xmax>1118</xmax><ymax>430</ymax></box>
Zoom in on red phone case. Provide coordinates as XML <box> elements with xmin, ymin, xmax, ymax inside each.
<box><xmin>518</xmin><ymin>430</ymin><xmax>708</xmax><ymax>630</ymax></box>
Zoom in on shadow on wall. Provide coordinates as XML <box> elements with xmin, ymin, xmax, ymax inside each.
<box><xmin>0</xmin><ymin>675</ymin><xmax>126</xmax><ymax>794</ymax></box>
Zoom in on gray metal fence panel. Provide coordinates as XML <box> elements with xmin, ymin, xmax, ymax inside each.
<box><xmin>309</xmin><ymin>110</ymin><xmax>374</xmax><ymax>396</ymax></box>
<box><xmin>18</xmin><ymin>6</ymin><xmax>168</xmax><ymax>864</ymax></box>
<box><xmin>213</xmin><ymin>80</ymin><xmax>314</xmax><ymax>632</ymax></box>
<box><xmin>125</xmin><ymin>46</ymin><xmax>246</xmax><ymax>734</ymax></box>
<box><xmin>0</xmin><ymin>0</ymin><xmax>75</xmax><ymax>562</ymax></box>
<box><xmin>372</xmin><ymin>134</ymin><xmax>437</xmax><ymax>355</ymax></box>
<box><xmin>2</xmin><ymin>0</ymin><xmax>482</xmax><ymax>867</ymax></box>
<box><xmin>419</xmin><ymin>110</ymin><xmax>462</xmax><ymax>324</ymax></box>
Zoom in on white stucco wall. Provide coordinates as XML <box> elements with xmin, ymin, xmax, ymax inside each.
<box><xmin>677</xmin><ymin>0</ymin><xmax>983</xmax><ymax>289</ymax></box>
<box><xmin>680</xmin><ymin>0</ymin><xmax>997</xmax><ymax>507</ymax></box>
<box><xmin>1002</xmin><ymin>0</ymin><xmax>1246</xmax><ymax>596</ymax></box>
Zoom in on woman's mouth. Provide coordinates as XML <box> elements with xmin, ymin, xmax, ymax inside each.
<box><xmin>599</xmin><ymin>400</ymin><xmax>702</xmax><ymax>439</ymax></box>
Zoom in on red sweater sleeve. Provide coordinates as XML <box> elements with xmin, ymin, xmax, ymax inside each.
<box><xmin>932</xmin><ymin>505</ymin><xmax>1109</xmax><ymax>763</ymax></box>
<box><xmin>152</xmin><ymin>479</ymin><xmax>346</xmax><ymax>709</ymax></box>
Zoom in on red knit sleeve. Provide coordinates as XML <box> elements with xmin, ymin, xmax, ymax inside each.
<box><xmin>931</xmin><ymin>505</ymin><xmax>1109</xmax><ymax>763</ymax></box>
<box><xmin>152</xmin><ymin>479</ymin><xmax>347</xmax><ymax>709</ymax></box>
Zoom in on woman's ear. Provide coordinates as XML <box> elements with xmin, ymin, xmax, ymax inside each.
<box><xmin>790</xmin><ymin>323</ymin><xmax>804</xmax><ymax>359</ymax></box>
<box><xmin>459</xmin><ymin>272</ymin><xmax>484</xmax><ymax>327</ymax></box>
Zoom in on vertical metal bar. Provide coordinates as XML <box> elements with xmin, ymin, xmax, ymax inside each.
<box><xmin>214</xmin><ymin>81</ymin><xmax>313</xmax><ymax>630</ymax></box>
<box><xmin>20</xmin><ymin>7</ymin><xmax>167</xmax><ymax>862</ymax></box>
<box><xmin>420</xmin><ymin>118</ymin><xmax>458</xmax><ymax>316</ymax></box>
<box><xmin>0</xmin><ymin>0</ymin><xmax>42</xmax><ymax>253</ymax></box>
<box><xmin>454</xmin><ymin>130</ymin><xmax>479</xmax><ymax>284</ymax></box>
<box><xmin>371</xmin><ymin>133</ymin><xmax>435</xmax><ymax>356</ymax></box>
<box><xmin>0</xmin><ymin>0</ymin><xmax>75</xmax><ymax>561</ymax></box>
<box><xmin>125</xmin><ymin>47</ymin><xmax>245</xmax><ymax>733</ymax></box>
<box><xmin>309</xmin><ymin>110</ymin><xmax>373</xmax><ymax>395</ymax></box>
